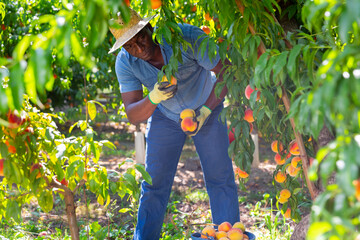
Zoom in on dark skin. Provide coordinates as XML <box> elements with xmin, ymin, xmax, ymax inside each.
<box><xmin>121</xmin><ymin>24</ymin><xmax>229</xmax><ymax>125</ymax></box>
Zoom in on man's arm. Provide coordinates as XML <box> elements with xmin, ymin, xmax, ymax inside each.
<box><xmin>204</xmin><ymin>58</ymin><xmax>231</xmax><ymax>110</ymax></box>
<box><xmin>122</xmin><ymin>90</ymin><xmax>157</xmax><ymax>125</ymax></box>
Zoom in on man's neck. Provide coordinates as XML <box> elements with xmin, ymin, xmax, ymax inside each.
<box><xmin>147</xmin><ymin>45</ymin><xmax>164</xmax><ymax>70</ymax></box>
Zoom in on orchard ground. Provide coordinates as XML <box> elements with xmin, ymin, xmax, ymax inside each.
<box><xmin>1</xmin><ymin>117</ymin><xmax>311</xmax><ymax>239</ymax></box>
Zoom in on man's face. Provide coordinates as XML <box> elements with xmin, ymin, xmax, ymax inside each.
<box><xmin>123</xmin><ymin>26</ymin><xmax>157</xmax><ymax>61</ymax></box>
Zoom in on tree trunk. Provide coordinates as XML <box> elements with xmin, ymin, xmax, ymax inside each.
<box><xmin>290</xmin><ymin>125</ymin><xmax>335</xmax><ymax>240</ymax></box>
<box><xmin>64</xmin><ymin>190</ymin><xmax>80</xmax><ymax>240</ymax></box>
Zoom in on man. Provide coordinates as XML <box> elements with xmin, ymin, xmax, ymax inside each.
<box><xmin>109</xmin><ymin>9</ymin><xmax>240</xmax><ymax>240</ymax></box>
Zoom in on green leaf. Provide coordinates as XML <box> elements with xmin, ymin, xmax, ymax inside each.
<box><xmin>135</xmin><ymin>164</ymin><xmax>152</xmax><ymax>185</ymax></box>
<box><xmin>9</xmin><ymin>62</ymin><xmax>25</xmax><ymax>110</ymax></box>
<box><xmin>254</xmin><ymin>52</ymin><xmax>269</xmax><ymax>87</ymax></box>
<box><xmin>272</xmin><ymin>51</ymin><xmax>289</xmax><ymax>82</ymax></box>
<box><xmin>37</xmin><ymin>191</ymin><xmax>54</xmax><ymax>213</ymax></box>
<box><xmin>307</xmin><ymin>222</ymin><xmax>332</xmax><ymax>240</ymax></box>
<box><xmin>6</xmin><ymin>200</ymin><xmax>21</xmax><ymax>222</ymax></box>
<box><xmin>287</xmin><ymin>44</ymin><xmax>303</xmax><ymax>81</ymax></box>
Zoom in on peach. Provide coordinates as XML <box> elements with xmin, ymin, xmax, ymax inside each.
<box><xmin>218</xmin><ymin>222</ymin><xmax>232</xmax><ymax>232</ymax></box>
<box><xmin>227</xmin><ymin>228</ymin><xmax>243</xmax><ymax>240</ymax></box>
<box><xmin>150</xmin><ymin>0</ymin><xmax>161</xmax><ymax>9</ymax></box>
<box><xmin>181</xmin><ymin>117</ymin><xmax>198</xmax><ymax>132</ymax></box>
<box><xmin>274</xmin><ymin>153</ymin><xmax>286</xmax><ymax>165</ymax></box>
<box><xmin>291</xmin><ymin>156</ymin><xmax>301</xmax><ymax>168</ymax></box>
<box><xmin>216</xmin><ymin>231</ymin><xmax>228</xmax><ymax>239</ymax></box>
<box><xmin>244</xmin><ymin>109</ymin><xmax>254</xmax><ymax>123</ymax></box>
<box><xmin>232</xmin><ymin>222</ymin><xmax>245</xmax><ymax>232</ymax></box>
<box><xmin>219</xmin><ymin>237</ymin><xmax>230</xmax><ymax>240</ymax></box>
<box><xmin>274</xmin><ymin>171</ymin><xmax>287</xmax><ymax>183</ymax></box>
<box><xmin>191</xmin><ymin>5</ymin><xmax>197</xmax><ymax>12</ymax></box>
<box><xmin>244</xmin><ymin>85</ymin><xmax>260</xmax><ymax>101</ymax></box>
<box><xmin>278</xmin><ymin>196</ymin><xmax>288</xmax><ymax>204</ymax></box>
<box><xmin>161</xmin><ymin>75</ymin><xmax>177</xmax><ymax>87</ymax></box>
<box><xmin>353</xmin><ymin>179</ymin><xmax>360</xmax><ymax>201</ymax></box>
<box><xmin>180</xmin><ymin>109</ymin><xmax>195</xmax><ymax>120</ymax></box>
<box><xmin>286</xmin><ymin>165</ymin><xmax>300</xmax><ymax>177</ymax></box>
<box><xmin>0</xmin><ymin>158</ymin><xmax>4</xmax><ymax>176</ymax></box>
<box><xmin>235</xmin><ymin>167</ymin><xmax>249</xmax><ymax>179</ymax></box>
<box><xmin>8</xmin><ymin>145</ymin><xmax>16</xmax><ymax>154</ymax></box>
<box><xmin>204</xmin><ymin>12</ymin><xmax>212</xmax><ymax>21</ymax></box>
<box><xmin>271</xmin><ymin>140</ymin><xmax>284</xmax><ymax>153</ymax></box>
<box><xmin>280</xmin><ymin>189</ymin><xmax>291</xmax><ymax>199</ymax></box>
<box><xmin>289</xmin><ymin>139</ymin><xmax>300</xmax><ymax>155</ymax></box>
<box><xmin>30</xmin><ymin>163</ymin><xmax>43</xmax><ymax>179</ymax></box>
<box><xmin>243</xmin><ymin>235</ymin><xmax>249</xmax><ymax>240</ymax></box>
<box><xmin>201</xmin><ymin>26</ymin><xmax>211</xmax><ymax>35</ymax></box>
<box><xmin>284</xmin><ymin>208</ymin><xmax>291</xmax><ymax>218</ymax></box>
<box><xmin>201</xmin><ymin>226</ymin><xmax>216</xmax><ymax>238</ymax></box>
<box><xmin>228</xmin><ymin>127</ymin><xmax>235</xmax><ymax>144</ymax></box>
<box><xmin>7</xmin><ymin>110</ymin><xmax>23</xmax><ymax>128</ymax></box>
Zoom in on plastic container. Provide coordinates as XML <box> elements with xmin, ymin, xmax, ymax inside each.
<box><xmin>191</xmin><ymin>231</ymin><xmax>255</xmax><ymax>240</ymax></box>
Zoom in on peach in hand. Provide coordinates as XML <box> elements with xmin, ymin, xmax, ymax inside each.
<box><xmin>181</xmin><ymin>117</ymin><xmax>198</xmax><ymax>132</ymax></box>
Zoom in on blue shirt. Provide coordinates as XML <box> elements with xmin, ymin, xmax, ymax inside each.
<box><xmin>115</xmin><ymin>23</ymin><xmax>220</xmax><ymax>122</ymax></box>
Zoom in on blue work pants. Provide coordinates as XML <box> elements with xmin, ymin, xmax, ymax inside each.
<box><xmin>133</xmin><ymin>103</ymin><xmax>240</xmax><ymax>240</ymax></box>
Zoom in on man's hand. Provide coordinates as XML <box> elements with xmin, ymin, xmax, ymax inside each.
<box><xmin>148</xmin><ymin>82</ymin><xmax>177</xmax><ymax>105</ymax></box>
<box><xmin>181</xmin><ymin>105</ymin><xmax>212</xmax><ymax>136</ymax></box>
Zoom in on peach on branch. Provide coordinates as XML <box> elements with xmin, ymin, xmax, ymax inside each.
<box><xmin>30</xmin><ymin>163</ymin><xmax>43</xmax><ymax>179</ymax></box>
<box><xmin>150</xmin><ymin>0</ymin><xmax>161</xmax><ymax>9</ymax></box>
<box><xmin>280</xmin><ymin>189</ymin><xmax>291</xmax><ymax>199</ymax></box>
<box><xmin>274</xmin><ymin>153</ymin><xmax>286</xmax><ymax>165</ymax></box>
<box><xmin>244</xmin><ymin>85</ymin><xmax>260</xmax><ymax>101</ymax></box>
<box><xmin>227</xmin><ymin>228</ymin><xmax>243</xmax><ymax>240</ymax></box>
<box><xmin>235</xmin><ymin>167</ymin><xmax>249</xmax><ymax>179</ymax></box>
<box><xmin>0</xmin><ymin>158</ymin><xmax>4</xmax><ymax>176</ymax></box>
<box><xmin>218</xmin><ymin>221</ymin><xmax>232</xmax><ymax>232</ymax></box>
<box><xmin>201</xmin><ymin>26</ymin><xmax>211</xmax><ymax>35</ymax></box>
<box><xmin>278</xmin><ymin>196</ymin><xmax>288</xmax><ymax>204</ymax></box>
<box><xmin>291</xmin><ymin>156</ymin><xmax>301</xmax><ymax>168</ymax></box>
<box><xmin>204</xmin><ymin>12</ymin><xmax>212</xmax><ymax>21</ymax></box>
<box><xmin>228</xmin><ymin>127</ymin><xmax>235</xmax><ymax>144</ymax></box>
<box><xmin>289</xmin><ymin>139</ymin><xmax>300</xmax><ymax>155</ymax></box>
<box><xmin>271</xmin><ymin>140</ymin><xmax>284</xmax><ymax>153</ymax></box>
<box><xmin>232</xmin><ymin>222</ymin><xmax>245</xmax><ymax>232</ymax></box>
<box><xmin>286</xmin><ymin>165</ymin><xmax>301</xmax><ymax>177</ymax></box>
<box><xmin>283</xmin><ymin>208</ymin><xmax>291</xmax><ymax>218</ymax></box>
<box><xmin>181</xmin><ymin>117</ymin><xmax>198</xmax><ymax>132</ymax></box>
<box><xmin>201</xmin><ymin>225</ymin><xmax>216</xmax><ymax>238</ymax></box>
<box><xmin>244</xmin><ymin>109</ymin><xmax>254</xmax><ymax>123</ymax></box>
<box><xmin>274</xmin><ymin>171</ymin><xmax>287</xmax><ymax>183</ymax></box>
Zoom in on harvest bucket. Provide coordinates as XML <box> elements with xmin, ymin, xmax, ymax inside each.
<box><xmin>190</xmin><ymin>231</ymin><xmax>256</xmax><ymax>240</ymax></box>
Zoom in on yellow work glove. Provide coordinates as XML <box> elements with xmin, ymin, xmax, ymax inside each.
<box><xmin>148</xmin><ymin>82</ymin><xmax>177</xmax><ymax>105</ymax></box>
<box><xmin>182</xmin><ymin>105</ymin><xmax>212</xmax><ymax>136</ymax></box>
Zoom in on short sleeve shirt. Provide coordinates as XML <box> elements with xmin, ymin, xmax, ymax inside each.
<box><xmin>115</xmin><ymin>23</ymin><xmax>220</xmax><ymax>122</ymax></box>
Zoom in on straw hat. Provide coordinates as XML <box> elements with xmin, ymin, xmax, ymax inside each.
<box><xmin>108</xmin><ymin>9</ymin><xmax>155</xmax><ymax>54</ymax></box>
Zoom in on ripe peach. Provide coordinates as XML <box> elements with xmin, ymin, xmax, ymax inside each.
<box><xmin>228</xmin><ymin>127</ymin><xmax>235</xmax><ymax>144</ymax></box>
<box><xmin>284</xmin><ymin>208</ymin><xmax>291</xmax><ymax>218</ymax></box>
<box><xmin>274</xmin><ymin>153</ymin><xmax>286</xmax><ymax>165</ymax></box>
<box><xmin>289</xmin><ymin>139</ymin><xmax>300</xmax><ymax>155</ymax></box>
<box><xmin>181</xmin><ymin>117</ymin><xmax>198</xmax><ymax>132</ymax></box>
<box><xmin>278</xmin><ymin>196</ymin><xmax>288</xmax><ymax>204</ymax></box>
<box><xmin>274</xmin><ymin>171</ymin><xmax>286</xmax><ymax>183</ymax></box>
<box><xmin>201</xmin><ymin>26</ymin><xmax>211</xmax><ymax>35</ymax></box>
<box><xmin>219</xmin><ymin>237</ymin><xmax>230</xmax><ymax>240</ymax></box>
<box><xmin>30</xmin><ymin>163</ymin><xmax>43</xmax><ymax>179</ymax></box>
<box><xmin>216</xmin><ymin>231</ymin><xmax>228</xmax><ymax>239</ymax></box>
<box><xmin>353</xmin><ymin>179</ymin><xmax>360</xmax><ymax>201</ymax></box>
<box><xmin>218</xmin><ymin>221</ymin><xmax>232</xmax><ymax>232</ymax></box>
<box><xmin>227</xmin><ymin>228</ymin><xmax>243</xmax><ymax>240</ymax></box>
<box><xmin>291</xmin><ymin>156</ymin><xmax>301</xmax><ymax>168</ymax></box>
<box><xmin>244</xmin><ymin>109</ymin><xmax>254</xmax><ymax>123</ymax></box>
<box><xmin>124</xmin><ymin>0</ymin><xmax>130</xmax><ymax>7</ymax></box>
<box><xmin>235</xmin><ymin>167</ymin><xmax>249</xmax><ymax>179</ymax></box>
<box><xmin>280</xmin><ymin>189</ymin><xmax>291</xmax><ymax>199</ymax></box>
<box><xmin>0</xmin><ymin>159</ymin><xmax>4</xmax><ymax>176</ymax></box>
<box><xmin>232</xmin><ymin>222</ymin><xmax>245</xmax><ymax>232</ymax></box>
<box><xmin>180</xmin><ymin>109</ymin><xmax>195</xmax><ymax>120</ymax></box>
<box><xmin>244</xmin><ymin>85</ymin><xmax>260</xmax><ymax>101</ymax></box>
<box><xmin>286</xmin><ymin>165</ymin><xmax>300</xmax><ymax>177</ymax></box>
<box><xmin>191</xmin><ymin>5</ymin><xmax>197</xmax><ymax>12</ymax></box>
<box><xmin>271</xmin><ymin>140</ymin><xmax>284</xmax><ymax>153</ymax></box>
<box><xmin>161</xmin><ymin>75</ymin><xmax>177</xmax><ymax>87</ymax></box>
<box><xmin>201</xmin><ymin>226</ymin><xmax>216</xmax><ymax>238</ymax></box>
<box><xmin>8</xmin><ymin>145</ymin><xmax>16</xmax><ymax>154</ymax></box>
<box><xmin>150</xmin><ymin>0</ymin><xmax>161</xmax><ymax>9</ymax></box>
<box><xmin>204</xmin><ymin>12</ymin><xmax>212</xmax><ymax>21</ymax></box>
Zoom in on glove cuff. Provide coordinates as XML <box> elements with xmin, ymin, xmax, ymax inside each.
<box><xmin>148</xmin><ymin>93</ymin><xmax>159</xmax><ymax>105</ymax></box>
<box><xmin>200</xmin><ymin>105</ymin><xmax>212</xmax><ymax>117</ymax></box>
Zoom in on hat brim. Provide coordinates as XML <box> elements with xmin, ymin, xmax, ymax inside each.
<box><xmin>108</xmin><ymin>15</ymin><xmax>155</xmax><ymax>54</ymax></box>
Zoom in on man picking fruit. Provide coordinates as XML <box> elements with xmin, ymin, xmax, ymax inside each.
<box><xmin>109</xmin><ymin>9</ymin><xmax>240</xmax><ymax>240</ymax></box>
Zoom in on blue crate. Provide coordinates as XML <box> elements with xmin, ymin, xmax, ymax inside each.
<box><xmin>190</xmin><ymin>231</ymin><xmax>255</xmax><ymax>240</ymax></box>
